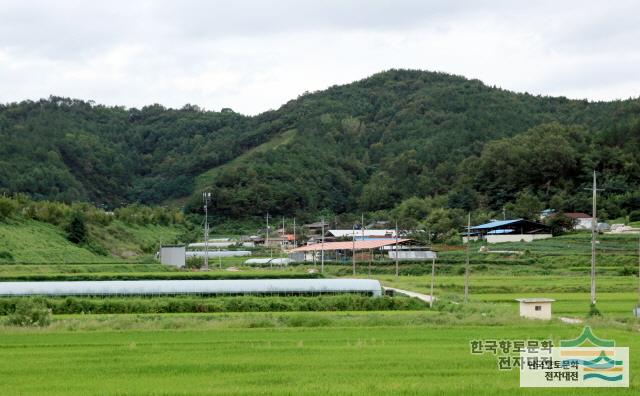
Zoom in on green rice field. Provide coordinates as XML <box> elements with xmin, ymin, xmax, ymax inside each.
<box><xmin>0</xmin><ymin>315</ymin><xmax>638</xmax><ymax>395</ymax></box>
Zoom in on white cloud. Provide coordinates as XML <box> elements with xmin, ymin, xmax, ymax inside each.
<box><xmin>0</xmin><ymin>0</ymin><xmax>638</xmax><ymax>114</ymax></box>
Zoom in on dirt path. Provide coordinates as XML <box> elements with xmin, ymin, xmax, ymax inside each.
<box><xmin>383</xmin><ymin>287</ymin><xmax>435</xmax><ymax>304</ymax></box>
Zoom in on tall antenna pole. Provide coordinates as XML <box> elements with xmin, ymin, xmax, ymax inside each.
<box><xmin>321</xmin><ymin>217</ymin><xmax>325</xmax><ymax>274</ymax></box>
<box><xmin>202</xmin><ymin>192</ymin><xmax>211</xmax><ymax>271</ymax></box>
<box><xmin>464</xmin><ymin>212</ymin><xmax>470</xmax><ymax>303</ymax></box>
<box><xmin>352</xmin><ymin>223</ymin><xmax>356</xmax><ymax>275</ymax></box>
<box><xmin>395</xmin><ymin>219</ymin><xmax>399</xmax><ymax>277</ymax></box>
<box><xmin>590</xmin><ymin>170</ymin><xmax>597</xmax><ymax>305</ymax></box>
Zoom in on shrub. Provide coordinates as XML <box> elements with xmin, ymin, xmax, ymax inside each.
<box><xmin>6</xmin><ymin>299</ymin><xmax>52</xmax><ymax>327</ymax></box>
<box><xmin>617</xmin><ymin>267</ymin><xmax>636</xmax><ymax>276</ymax></box>
<box><xmin>0</xmin><ymin>196</ymin><xmax>19</xmax><ymax>220</ymax></box>
<box><xmin>588</xmin><ymin>303</ymin><xmax>601</xmax><ymax>318</ymax></box>
<box><xmin>0</xmin><ymin>295</ymin><xmax>427</xmax><ymax>315</ymax></box>
<box><xmin>629</xmin><ymin>210</ymin><xmax>640</xmax><ymax>222</ymax></box>
<box><xmin>0</xmin><ymin>250</ymin><xmax>14</xmax><ymax>263</ymax></box>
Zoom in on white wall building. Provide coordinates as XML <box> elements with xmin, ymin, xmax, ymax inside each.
<box><xmin>160</xmin><ymin>245</ymin><xmax>185</xmax><ymax>268</ymax></box>
<box><xmin>516</xmin><ymin>298</ymin><xmax>555</xmax><ymax>320</ymax></box>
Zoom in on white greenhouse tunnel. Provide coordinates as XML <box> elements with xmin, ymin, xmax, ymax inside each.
<box><xmin>0</xmin><ymin>279</ymin><xmax>383</xmax><ymax>297</ymax></box>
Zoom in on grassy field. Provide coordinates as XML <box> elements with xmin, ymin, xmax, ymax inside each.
<box><xmin>0</xmin><ymin>314</ymin><xmax>638</xmax><ymax>395</ymax></box>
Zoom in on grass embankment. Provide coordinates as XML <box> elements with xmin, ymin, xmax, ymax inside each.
<box><xmin>0</xmin><ymin>218</ymin><xmax>183</xmax><ymax>263</ymax></box>
<box><xmin>0</xmin><ymin>318</ymin><xmax>637</xmax><ymax>395</ymax></box>
<box><xmin>0</xmin><ymin>269</ymin><xmax>322</xmax><ymax>281</ymax></box>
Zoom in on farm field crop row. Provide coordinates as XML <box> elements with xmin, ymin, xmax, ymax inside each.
<box><xmin>0</xmin><ymin>319</ymin><xmax>638</xmax><ymax>395</ymax></box>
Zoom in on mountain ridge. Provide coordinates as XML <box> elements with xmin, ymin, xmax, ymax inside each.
<box><xmin>1</xmin><ymin>69</ymin><xmax>639</xmax><ymax>220</ymax></box>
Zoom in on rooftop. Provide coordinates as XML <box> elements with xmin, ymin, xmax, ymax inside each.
<box><xmin>563</xmin><ymin>212</ymin><xmax>592</xmax><ymax>219</ymax></box>
<box><xmin>515</xmin><ymin>298</ymin><xmax>556</xmax><ymax>303</ymax></box>
<box><xmin>291</xmin><ymin>239</ymin><xmax>410</xmax><ymax>252</ymax></box>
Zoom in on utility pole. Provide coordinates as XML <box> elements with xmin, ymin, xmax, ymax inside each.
<box><xmin>464</xmin><ymin>212</ymin><xmax>470</xmax><ymax>303</ymax></box>
<box><xmin>502</xmin><ymin>207</ymin><xmax>506</xmax><ymax>221</ymax></box>
<box><xmin>321</xmin><ymin>216</ymin><xmax>325</xmax><ymax>274</ymax></box>
<box><xmin>265</xmin><ymin>212</ymin><xmax>270</xmax><ymax>250</ymax></box>
<box><xmin>395</xmin><ymin>219</ymin><xmax>399</xmax><ymax>277</ymax></box>
<box><xmin>587</xmin><ymin>170</ymin><xmax>604</xmax><ymax>306</ymax></box>
<box><xmin>293</xmin><ymin>218</ymin><xmax>297</xmax><ymax>249</ymax></box>
<box><xmin>430</xmin><ymin>256</ymin><xmax>436</xmax><ymax>309</ymax></box>
<box><xmin>202</xmin><ymin>192</ymin><xmax>211</xmax><ymax>271</ymax></box>
<box><xmin>352</xmin><ymin>223</ymin><xmax>356</xmax><ymax>275</ymax></box>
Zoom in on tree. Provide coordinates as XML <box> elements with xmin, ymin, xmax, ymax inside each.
<box><xmin>66</xmin><ymin>212</ymin><xmax>87</xmax><ymax>244</ymax></box>
<box><xmin>505</xmin><ymin>191</ymin><xmax>543</xmax><ymax>221</ymax></box>
<box><xmin>545</xmin><ymin>213</ymin><xmax>576</xmax><ymax>236</ymax></box>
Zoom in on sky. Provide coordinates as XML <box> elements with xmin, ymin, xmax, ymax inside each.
<box><xmin>1</xmin><ymin>0</ymin><xmax>639</xmax><ymax>115</ymax></box>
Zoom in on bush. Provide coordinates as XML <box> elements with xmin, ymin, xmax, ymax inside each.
<box><xmin>629</xmin><ymin>210</ymin><xmax>640</xmax><ymax>222</ymax></box>
<box><xmin>617</xmin><ymin>267</ymin><xmax>636</xmax><ymax>276</ymax></box>
<box><xmin>588</xmin><ymin>303</ymin><xmax>601</xmax><ymax>318</ymax></box>
<box><xmin>0</xmin><ymin>196</ymin><xmax>19</xmax><ymax>220</ymax></box>
<box><xmin>0</xmin><ymin>250</ymin><xmax>14</xmax><ymax>263</ymax></box>
<box><xmin>6</xmin><ymin>299</ymin><xmax>52</xmax><ymax>327</ymax></box>
<box><xmin>0</xmin><ymin>295</ymin><xmax>427</xmax><ymax>315</ymax></box>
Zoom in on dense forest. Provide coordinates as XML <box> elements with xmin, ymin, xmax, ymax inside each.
<box><xmin>1</xmin><ymin>69</ymin><xmax>640</xmax><ymax>230</ymax></box>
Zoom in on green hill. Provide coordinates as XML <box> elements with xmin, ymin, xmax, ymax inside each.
<box><xmin>1</xmin><ymin>69</ymin><xmax>639</xmax><ymax>220</ymax></box>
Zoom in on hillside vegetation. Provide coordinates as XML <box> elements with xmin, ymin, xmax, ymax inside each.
<box><xmin>1</xmin><ymin>69</ymin><xmax>640</xmax><ymax>222</ymax></box>
<box><xmin>0</xmin><ymin>196</ymin><xmax>185</xmax><ymax>263</ymax></box>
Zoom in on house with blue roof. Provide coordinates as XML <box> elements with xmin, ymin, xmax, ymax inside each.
<box><xmin>466</xmin><ymin>219</ymin><xmax>552</xmax><ymax>243</ymax></box>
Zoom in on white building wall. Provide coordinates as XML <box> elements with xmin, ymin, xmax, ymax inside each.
<box><xmin>519</xmin><ymin>302</ymin><xmax>552</xmax><ymax>320</ymax></box>
<box><xmin>574</xmin><ymin>218</ymin><xmax>593</xmax><ymax>230</ymax></box>
<box><xmin>160</xmin><ymin>246</ymin><xmax>185</xmax><ymax>268</ymax></box>
<box><xmin>485</xmin><ymin>234</ymin><xmax>553</xmax><ymax>244</ymax></box>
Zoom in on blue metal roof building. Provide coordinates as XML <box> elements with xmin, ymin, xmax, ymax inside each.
<box><xmin>468</xmin><ymin>219</ymin><xmax>551</xmax><ymax>237</ymax></box>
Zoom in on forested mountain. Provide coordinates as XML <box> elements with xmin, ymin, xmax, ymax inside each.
<box><xmin>1</xmin><ymin>69</ymin><xmax>639</xmax><ymax>222</ymax></box>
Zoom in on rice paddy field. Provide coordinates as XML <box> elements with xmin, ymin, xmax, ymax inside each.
<box><xmin>0</xmin><ymin>315</ymin><xmax>638</xmax><ymax>395</ymax></box>
<box><xmin>0</xmin><ymin>232</ymin><xmax>639</xmax><ymax>394</ymax></box>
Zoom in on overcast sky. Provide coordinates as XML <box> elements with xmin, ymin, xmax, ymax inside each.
<box><xmin>1</xmin><ymin>0</ymin><xmax>639</xmax><ymax>115</ymax></box>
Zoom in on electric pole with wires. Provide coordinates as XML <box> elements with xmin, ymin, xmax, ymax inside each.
<box><xmin>202</xmin><ymin>192</ymin><xmax>211</xmax><ymax>271</ymax></box>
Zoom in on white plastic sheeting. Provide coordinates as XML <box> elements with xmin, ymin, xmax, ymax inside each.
<box><xmin>0</xmin><ymin>279</ymin><xmax>383</xmax><ymax>297</ymax></box>
<box><xmin>189</xmin><ymin>242</ymin><xmax>235</xmax><ymax>248</ymax></box>
<box><xmin>186</xmin><ymin>251</ymin><xmax>251</xmax><ymax>258</ymax></box>
<box><xmin>244</xmin><ymin>258</ymin><xmax>291</xmax><ymax>265</ymax></box>
<box><xmin>387</xmin><ymin>251</ymin><xmax>437</xmax><ymax>261</ymax></box>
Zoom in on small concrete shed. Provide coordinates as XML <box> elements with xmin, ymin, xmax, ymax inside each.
<box><xmin>515</xmin><ymin>298</ymin><xmax>555</xmax><ymax>320</ymax></box>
